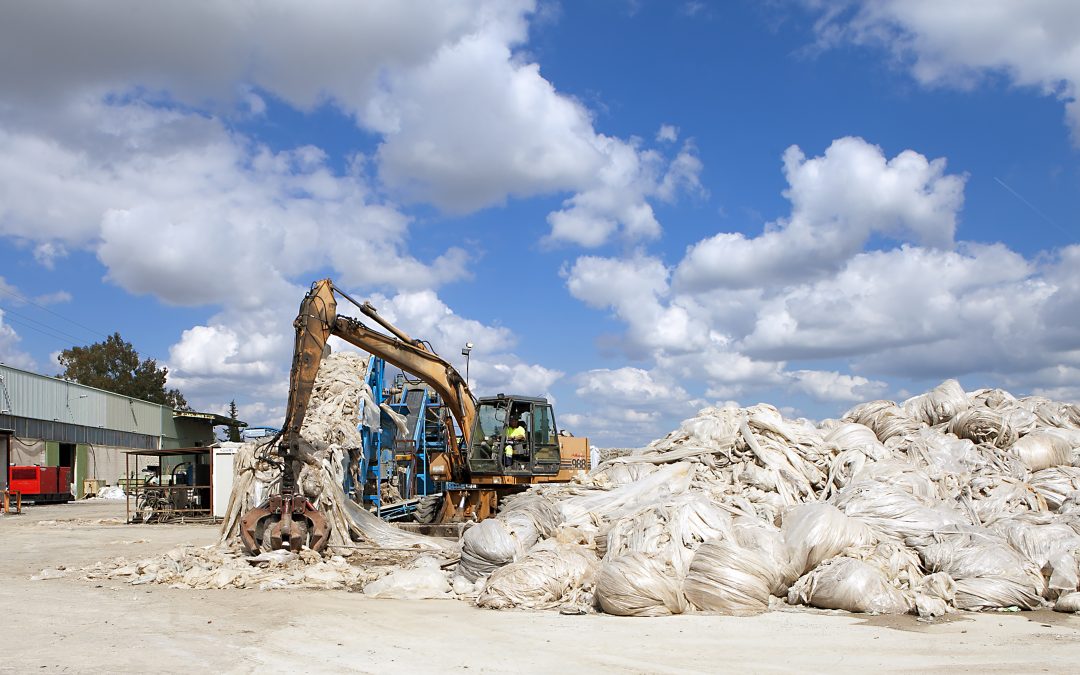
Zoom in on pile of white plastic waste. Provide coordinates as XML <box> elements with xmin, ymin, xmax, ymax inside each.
<box><xmin>82</xmin><ymin>363</ymin><xmax>1080</xmax><ymax>617</ymax></box>
<box><xmin>460</xmin><ymin>380</ymin><xmax>1080</xmax><ymax>616</ymax></box>
<box><xmin>216</xmin><ymin>352</ymin><xmax>441</xmax><ymax>554</ymax></box>
<box><xmin>82</xmin><ymin>352</ymin><xmax>453</xmax><ymax>593</ymax></box>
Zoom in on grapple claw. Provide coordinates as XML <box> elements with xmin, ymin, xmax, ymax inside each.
<box><xmin>240</xmin><ymin>494</ymin><xmax>330</xmax><ymax>555</ymax></box>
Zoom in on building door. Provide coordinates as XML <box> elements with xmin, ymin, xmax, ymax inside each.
<box><xmin>59</xmin><ymin>443</ymin><xmax>75</xmax><ymax>496</ymax></box>
<box><xmin>0</xmin><ymin>433</ymin><xmax>9</xmax><ymax>492</ymax></box>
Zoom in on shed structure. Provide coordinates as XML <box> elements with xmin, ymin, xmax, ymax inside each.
<box><xmin>0</xmin><ymin>363</ymin><xmax>243</xmax><ymax>497</ymax></box>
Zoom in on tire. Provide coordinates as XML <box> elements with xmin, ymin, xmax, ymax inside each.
<box><xmin>414</xmin><ymin>494</ymin><xmax>443</xmax><ymax>524</ymax></box>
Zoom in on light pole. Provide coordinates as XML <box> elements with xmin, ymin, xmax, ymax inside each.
<box><xmin>461</xmin><ymin>342</ymin><xmax>473</xmax><ymax>385</ymax></box>
<box><xmin>66</xmin><ymin>393</ymin><xmax>87</xmax><ymax>421</ymax></box>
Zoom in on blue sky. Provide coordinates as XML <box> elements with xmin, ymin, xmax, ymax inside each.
<box><xmin>1</xmin><ymin>1</ymin><xmax>1079</xmax><ymax>446</ymax></box>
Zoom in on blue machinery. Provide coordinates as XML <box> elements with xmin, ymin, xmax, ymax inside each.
<box><xmin>350</xmin><ymin>356</ymin><xmax>448</xmax><ymax>520</ymax></box>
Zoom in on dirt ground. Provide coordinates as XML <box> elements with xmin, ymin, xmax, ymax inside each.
<box><xmin>2</xmin><ymin>501</ymin><xmax>1079</xmax><ymax>674</ymax></box>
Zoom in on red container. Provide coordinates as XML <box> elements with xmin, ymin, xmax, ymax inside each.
<box><xmin>57</xmin><ymin>467</ymin><xmax>71</xmax><ymax>496</ymax></box>
<box><xmin>40</xmin><ymin>467</ymin><xmax>59</xmax><ymax>494</ymax></box>
<box><xmin>7</xmin><ymin>466</ymin><xmax>63</xmax><ymax>495</ymax></box>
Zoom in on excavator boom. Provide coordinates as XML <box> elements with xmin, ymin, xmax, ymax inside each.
<box><xmin>240</xmin><ymin>279</ymin><xmax>476</xmax><ymax>553</ymax></box>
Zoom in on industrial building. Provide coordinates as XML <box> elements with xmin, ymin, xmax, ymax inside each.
<box><xmin>0</xmin><ymin>362</ymin><xmax>241</xmax><ymax>498</ymax></box>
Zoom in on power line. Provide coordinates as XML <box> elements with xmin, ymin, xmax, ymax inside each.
<box><xmin>0</xmin><ymin>285</ymin><xmax>109</xmax><ymax>340</ymax></box>
<box><xmin>0</xmin><ymin>302</ymin><xmax>94</xmax><ymax>345</ymax></box>
<box><xmin>1</xmin><ymin>313</ymin><xmax>81</xmax><ymax>350</ymax></box>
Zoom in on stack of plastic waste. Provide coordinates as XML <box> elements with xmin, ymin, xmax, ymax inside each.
<box><xmin>458</xmin><ymin>380</ymin><xmax>1080</xmax><ymax>617</ymax></box>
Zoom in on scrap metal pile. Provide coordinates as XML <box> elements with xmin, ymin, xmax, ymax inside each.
<box><xmin>459</xmin><ymin>380</ymin><xmax>1080</xmax><ymax>616</ymax></box>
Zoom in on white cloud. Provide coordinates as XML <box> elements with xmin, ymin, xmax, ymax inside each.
<box><xmin>657</xmin><ymin>124</ymin><xmax>679</xmax><ymax>142</ymax></box>
<box><xmin>564</xmin><ymin>137</ymin><xmax>1080</xmax><ymax>419</ymax></box>
<box><xmin>789</xmin><ymin>369</ymin><xmax>888</xmax><ymax>403</ymax></box>
<box><xmin>565</xmin><ymin>253</ymin><xmax>707</xmax><ymax>353</ymax></box>
<box><xmin>0</xmin><ymin>309</ymin><xmax>36</xmax><ymax>371</ymax></box>
<box><xmin>807</xmin><ymin>0</ymin><xmax>1080</xmax><ymax>140</ymax></box>
<box><xmin>674</xmin><ymin>136</ymin><xmax>965</xmax><ymax>292</ymax></box>
<box><xmin>575</xmin><ymin>367</ymin><xmax>689</xmax><ymax>403</ymax></box>
<box><xmin>33</xmin><ymin>242</ymin><xmax>67</xmax><ymax>269</ymax></box>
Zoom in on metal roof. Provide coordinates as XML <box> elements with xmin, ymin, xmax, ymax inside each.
<box><xmin>123</xmin><ymin>447</ymin><xmax>212</xmax><ymax>457</ymax></box>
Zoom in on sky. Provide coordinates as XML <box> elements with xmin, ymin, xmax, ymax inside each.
<box><xmin>1</xmin><ymin>0</ymin><xmax>1079</xmax><ymax>448</ymax></box>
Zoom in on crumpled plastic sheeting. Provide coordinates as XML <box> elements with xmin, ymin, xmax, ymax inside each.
<box><xmin>1054</xmin><ymin>591</ymin><xmax>1080</xmax><ymax>613</ymax></box>
<box><xmin>600</xmin><ymin>493</ymin><xmax>734</xmax><ymax>575</ymax></box>
<box><xmin>218</xmin><ymin>352</ymin><xmax>449</xmax><ymax>555</ymax></box>
<box><xmin>1010</xmin><ymin>432</ymin><xmax>1075</xmax><ymax>472</ymax></box>
<box><xmin>903</xmin><ymin>380</ymin><xmax>971</xmax><ymax>426</ymax></box>
<box><xmin>781</xmin><ymin>503</ymin><xmax>877</xmax><ymax>577</ymax></box>
<box><xmin>81</xmin><ymin>544</ymin><xmax>399</xmax><ymax>591</ymax></box>
<box><xmin>362</xmin><ymin>556</ymin><xmax>452</xmax><ymax>599</ymax></box>
<box><xmin>473</xmin><ymin>379</ymin><xmax>1080</xmax><ymax>616</ymax></box>
<box><xmin>732</xmin><ymin>517</ymin><xmax>797</xmax><ymax>595</ymax></box>
<box><xmin>477</xmin><ymin>541</ymin><xmax>598</xmax><ymax>611</ymax></box>
<box><xmin>843</xmin><ymin>400</ymin><xmax>923</xmax><ymax>443</ymax></box>
<box><xmin>595</xmin><ymin>553</ymin><xmax>688</xmax><ymax>617</ymax></box>
<box><xmin>683</xmin><ymin>539</ymin><xmax>776</xmax><ymax>615</ymax></box>
<box><xmin>831</xmin><ymin>479</ymin><xmax>968</xmax><ymax>541</ymax></box>
<box><xmin>787</xmin><ymin>557</ymin><xmax>913</xmax><ymax>615</ymax></box>
<box><xmin>947</xmin><ymin>408</ymin><xmax>1018</xmax><ymax>449</ymax></box>
<box><xmin>910</xmin><ymin>528</ymin><xmax>1044</xmax><ymax>610</ymax></box>
<box><xmin>1028</xmin><ymin>467</ymin><xmax>1080</xmax><ymax>511</ymax></box>
<box><xmin>456</xmin><ymin>493</ymin><xmax>562</xmax><ymax>582</ymax></box>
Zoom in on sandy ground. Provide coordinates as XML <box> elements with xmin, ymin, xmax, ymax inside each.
<box><xmin>2</xmin><ymin>501</ymin><xmax>1079</xmax><ymax>674</ymax></box>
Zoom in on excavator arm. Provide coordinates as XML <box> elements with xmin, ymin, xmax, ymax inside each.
<box><xmin>241</xmin><ymin>279</ymin><xmax>476</xmax><ymax>553</ymax></box>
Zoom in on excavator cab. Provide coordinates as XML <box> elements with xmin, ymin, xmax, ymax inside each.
<box><xmin>466</xmin><ymin>395</ymin><xmax>561</xmax><ymax>477</ymax></box>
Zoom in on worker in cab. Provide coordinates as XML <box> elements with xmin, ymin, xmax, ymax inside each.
<box><xmin>504</xmin><ymin>418</ymin><xmax>527</xmax><ymax>467</ymax></box>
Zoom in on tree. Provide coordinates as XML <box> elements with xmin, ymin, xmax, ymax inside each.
<box><xmin>57</xmin><ymin>332</ymin><xmax>189</xmax><ymax>409</ymax></box>
<box><xmin>228</xmin><ymin>399</ymin><xmax>242</xmax><ymax>442</ymax></box>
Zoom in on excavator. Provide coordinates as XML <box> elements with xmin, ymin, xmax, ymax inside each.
<box><xmin>240</xmin><ymin>279</ymin><xmax>588</xmax><ymax>554</ymax></box>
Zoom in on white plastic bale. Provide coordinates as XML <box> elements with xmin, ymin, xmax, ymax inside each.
<box><xmin>1054</xmin><ymin>591</ymin><xmax>1080</xmax><ymax>613</ymax></box>
<box><xmin>587</xmin><ymin>461</ymin><xmax>659</xmax><ymax>487</ymax></box>
<box><xmin>948</xmin><ymin>408</ymin><xmax>1018</xmax><ymax>449</ymax></box>
<box><xmin>1019</xmin><ymin>396</ymin><xmax>1080</xmax><ymax>430</ymax></box>
<box><xmin>1011</xmin><ymin>432</ymin><xmax>1074</xmax><ymax>472</ymax></box>
<box><xmin>594</xmin><ymin>553</ymin><xmax>688</xmax><ymax>617</ymax></box>
<box><xmin>787</xmin><ymin>557</ymin><xmax>913</xmax><ymax>615</ymax></box>
<box><xmin>683</xmin><ymin>539</ymin><xmax>775</xmax><ymax>615</ymax></box>
<box><xmin>476</xmin><ymin>541</ymin><xmax>598</xmax><ymax>611</ymax></box>
<box><xmin>914</xmin><ymin>572</ymin><xmax>956</xmax><ymax>618</ymax></box>
<box><xmin>457</xmin><ymin>519</ymin><xmax>532</xmax><ymax>583</ymax></box>
<box><xmin>911</xmin><ymin>529</ymin><xmax>1044</xmax><ymax>609</ymax></box>
<box><xmin>824</xmin><ymin>423</ymin><xmax>889</xmax><ymax>456</ymax></box>
<box><xmin>1028</xmin><ymin>467</ymin><xmax>1080</xmax><ymax>511</ymax></box>
<box><xmin>831</xmin><ymin>479</ymin><xmax>970</xmax><ymax>541</ymax></box>
<box><xmin>732</xmin><ymin>516</ymin><xmax>798</xmax><ymax>594</ymax></box>
<box><xmin>898</xmin><ymin>429</ymin><xmax>981</xmax><ymax>478</ymax></box>
<box><xmin>851</xmin><ymin>459</ymin><xmax>942</xmax><ymax>503</ymax></box>
<box><xmin>953</xmin><ymin>577</ymin><xmax>1043</xmax><ymax>610</ymax></box>
<box><xmin>601</xmin><ymin>493</ymin><xmax>735</xmax><ymax>575</ymax></box>
<box><xmin>557</xmin><ymin>462</ymin><xmax>695</xmax><ymax>530</ymax></box>
<box><xmin>902</xmin><ymin>380</ymin><xmax>970</xmax><ymax>426</ymax></box>
<box><xmin>842</xmin><ymin>400</ymin><xmax>923</xmax><ymax>442</ymax></box>
<box><xmin>991</xmin><ymin>513</ymin><xmax>1080</xmax><ymax>570</ymax></box>
<box><xmin>780</xmin><ymin>503</ymin><xmax>878</xmax><ymax>577</ymax></box>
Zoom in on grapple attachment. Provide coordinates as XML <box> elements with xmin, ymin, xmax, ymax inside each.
<box><xmin>239</xmin><ymin>494</ymin><xmax>330</xmax><ymax>554</ymax></box>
